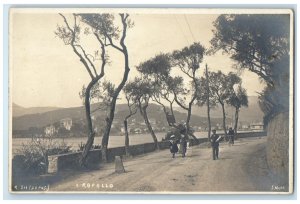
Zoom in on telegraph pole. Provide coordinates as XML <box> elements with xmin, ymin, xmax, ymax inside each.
<box><xmin>205</xmin><ymin>64</ymin><xmax>211</xmax><ymax>140</ymax></box>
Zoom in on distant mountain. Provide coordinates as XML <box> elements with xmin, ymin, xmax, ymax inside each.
<box><xmin>113</xmin><ymin>103</ymin><xmax>228</xmax><ymax>128</ymax></box>
<box><xmin>12</xmin><ymin>103</ymin><xmax>227</xmax><ymax>131</ymax></box>
<box><xmin>12</xmin><ymin>103</ymin><xmax>63</xmax><ymax>117</ymax></box>
<box><xmin>12</xmin><ymin>103</ymin><xmax>105</xmax><ymax>130</ymax></box>
<box><xmin>12</xmin><ymin>97</ymin><xmax>263</xmax><ymax>132</ymax></box>
<box><xmin>174</xmin><ymin>96</ymin><xmax>264</xmax><ymax>123</ymax></box>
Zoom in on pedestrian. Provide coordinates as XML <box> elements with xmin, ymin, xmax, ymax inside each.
<box><xmin>210</xmin><ymin>129</ymin><xmax>222</xmax><ymax>160</ymax></box>
<box><xmin>180</xmin><ymin>136</ymin><xmax>187</xmax><ymax>158</ymax></box>
<box><xmin>228</xmin><ymin>127</ymin><xmax>235</xmax><ymax>145</ymax></box>
<box><xmin>169</xmin><ymin>135</ymin><xmax>179</xmax><ymax>158</ymax></box>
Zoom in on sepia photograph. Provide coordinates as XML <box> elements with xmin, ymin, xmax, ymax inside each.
<box><xmin>8</xmin><ymin>8</ymin><xmax>294</xmax><ymax>194</ymax></box>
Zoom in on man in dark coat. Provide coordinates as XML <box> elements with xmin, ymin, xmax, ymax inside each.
<box><xmin>177</xmin><ymin>123</ymin><xmax>188</xmax><ymax>158</ymax></box>
<box><xmin>210</xmin><ymin>129</ymin><xmax>222</xmax><ymax>160</ymax></box>
<box><xmin>228</xmin><ymin>127</ymin><xmax>235</xmax><ymax>145</ymax></box>
<box><xmin>180</xmin><ymin>136</ymin><xmax>187</xmax><ymax>158</ymax></box>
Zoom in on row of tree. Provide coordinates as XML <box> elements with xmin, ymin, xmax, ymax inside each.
<box><xmin>55</xmin><ymin>13</ymin><xmax>289</xmax><ymax>166</ymax></box>
<box><xmin>122</xmin><ymin>48</ymin><xmax>249</xmax><ymax>155</ymax></box>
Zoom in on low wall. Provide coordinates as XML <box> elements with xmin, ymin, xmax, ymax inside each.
<box><xmin>48</xmin><ymin>149</ymin><xmax>101</xmax><ymax>173</ymax></box>
<box><xmin>46</xmin><ymin>131</ymin><xmax>266</xmax><ymax>173</ymax></box>
<box><xmin>218</xmin><ymin>131</ymin><xmax>267</xmax><ymax>138</ymax></box>
<box><xmin>266</xmin><ymin>112</ymin><xmax>289</xmax><ymax>187</ymax></box>
<box><xmin>48</xmin><ymin>141</ymin><xmax>172</xmax><ymax>173</ymax></box>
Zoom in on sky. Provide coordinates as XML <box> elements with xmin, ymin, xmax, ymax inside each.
<box><xmin>10</xmin><ymin>9</ymin><xmax>265</xmax><ymax>108</ymax></box>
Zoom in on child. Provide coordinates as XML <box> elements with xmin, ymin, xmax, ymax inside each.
<box><xmin>169</xmin><ymin>136</ymin><xmax>179</xmax><ymax>158</ymax></box>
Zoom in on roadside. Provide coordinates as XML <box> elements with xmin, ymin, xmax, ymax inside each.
<box><xmin>47</xmin><ymin>136</ymin><xmax>283</xmax><ymax>193</ymax></box>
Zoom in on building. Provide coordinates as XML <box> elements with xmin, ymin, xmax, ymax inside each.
<box><xmin>121</xmin><ymin>127</ymin><xmax>125</xmax><ymax>134</ymax></box>
<box><xmin>60</xmin><ymin>118</ymin><xmax>72</xmax><ymax>130</ymax></box>
<box><xmin>111</xmin><ymin>119</ymin><xmax>121</xmax><ymax>129</ymax></box>
<box><xmin>134</xmin><ymin>128</ymin><xmax>142</xmax><ymax>134</ymax></box>
<box><xmin>44</xmin><ymin>125</ymin><xmax>57</xmax><ymax>137</ymax></box>
<box><xmin>241</xmin><ymin>124</ymin><xmax>250</xmax><ymax>130</ymax></box>
<box><xmin>149</xmin><ymin>119</ymin><xmax>157</xmax><ymax>125</ymax></box>
<box><xmin>250</xmin><ymin>122</ymin><xmax>264</xmax><ymax>131</ymax></box>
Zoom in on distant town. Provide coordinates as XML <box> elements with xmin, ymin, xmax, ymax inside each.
<box><xmin>13</xmin><ymin>114</ymin><xmax>264</xmax><ymax>138</ymax></box>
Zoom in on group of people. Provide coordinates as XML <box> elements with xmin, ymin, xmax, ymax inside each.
<box><xmin>169</xmin><ymin>136</ymin><xmax>187</xmax><ymax>158</ymax></box>
<box><xmin>168</xmin><ymin>126</ymin><xmax>235</xmax><ymax>160</ymax></box>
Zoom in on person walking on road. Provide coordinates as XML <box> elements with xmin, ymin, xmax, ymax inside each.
<box><xmin>211</xmin><ymin>129</ymin><xmax>222</xmax><ymax>160</ymax></box>
<box><xmin>169</xmin><ymin>136</ymin><xmax>179</xmax><ymax>158</ymax></box>
<box><xmin>178</xmin><ymin>123</ymin><xmax>188</xmax><ymax>158</ymax></box>
<box><xmin>180</xmin><ymin>136</ymin><xmax>187</xmax><ymax>158</ymax></box>
<box><xmin>228</xmin><ymin>127</ymin><xmax>235</xmax><ymax>145</ymax></box>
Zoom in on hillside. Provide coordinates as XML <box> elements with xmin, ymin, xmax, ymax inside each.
<box><xmin>12</xmin><ymin>103</ymin><xmax>62</xmax><ymax>117</ymax></box>
<box><xmin>174</xmin><ymin>96</ymin><xmax>263</xmax><ymax>123</ymax></box>
<box><xmin>12</xmin><ymin>103</ymin><xmax>227</xmax><ymax>131</ymax></box>
<box><xmin>12</xmin><ymin>103</ymin><xmax>105</xmax><ymax>130</ymax></box>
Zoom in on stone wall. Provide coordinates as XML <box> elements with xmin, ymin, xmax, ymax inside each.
<box><xmin>48</xmin><ymin>142</ymin><xmax>170</xmax><ymax>173</ymax></box>
<box><xmin>266</xmin><ymin>112</ymin><xmax>290</xmax><ymax>187</ymax></box>
<box><xmin>218</xmin><ymin>131</ymin><xmax>267</xmax><ymax>138</ymax></box>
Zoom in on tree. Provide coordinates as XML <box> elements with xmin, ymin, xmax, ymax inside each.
<box><xmin>80</xmin><ymin>80</ymin><xmax>116</xmax><ymax>117</ymax></box>
<box><xmin>227</xmin><ymin>84</ymin><xmax>248</xmax><ymax>134</ymax></box>
<box><xmin>171</xmin><ymin>42</ymin><xmax>206</xmax><ymax>141</ymax></box>
<box><xmin>124</xmin><ymin>78</ymin><xmax>159</xmax><ymax>150</ymax></box>
<box><xmin>210</xmin><ymin>14</ymin><xmax>290</xmax><ymax>123</ymax></box>
<box><xmin>258</xmin><ymin>85</ymin><xmax>284</xmax><ymax>126</ymax></box>
<box><xmin>122</xmin><ymin>88</ymin><xmax>138</xmax><ymax>156</ymax></box>
<box><xmin>55</xmin><ymin>13</ymin><xmax>107</xmax><ymax>166</ymax></box>
<box><xmin>196</xmin><ymin>65</ymin><xmax>217</xmax><ymax>140</ymax></box>
<box><xmin>79</xmin><ymin>13</ymin><xmax>133</xmax><ymax>162</ymax></box>
<box><xmin>209</xmin><ymin>71</ymin><xmax>241</xmax><ymax>136</ymax></box>
<box><xmin>152</xmin><ymin>76</ymin><xmax>183</xmax><ymax>126</ymax></box>
<box><xmin>136</xmin><ymin>53</ymin><xmax>179</xmax><ymax>126</ymax></box>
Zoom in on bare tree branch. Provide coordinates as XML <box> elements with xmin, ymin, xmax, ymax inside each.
<box><xmin>173</xmin><ymin>91</ymin><xmax>189</xmax><ymax>110</ymax></box>
<box><xmin>59</xmin><ymin>13</ymin><xmax>95</xmax><ymax>79</ymax></box>
<box><xmin>74</xmin><ymin>44</ymin><xmax>98</xmax><ymax>76</ymax></box>
<box><xmin>105</xmin><ymin>35</ymin><xmax>123</xmax><ymax>52</ymax></box>
<box><xmin>94</xmin><ymin>33</ymin><xmax>106</xmax><ymax>78</ymax></box>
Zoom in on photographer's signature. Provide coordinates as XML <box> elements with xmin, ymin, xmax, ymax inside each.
<box><xmin>271</xmin><ymin>185</ymin><xmax>285</xmax><ymax>191</ymax></box>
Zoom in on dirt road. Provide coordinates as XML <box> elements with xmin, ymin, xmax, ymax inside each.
<box><xmin>50</xmin><ymin>136</ymin><xmax>281</xmax><ymax>193</ymax></box>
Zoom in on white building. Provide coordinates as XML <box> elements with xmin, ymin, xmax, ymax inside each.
<box><xmin>134</xmin><ymin>128</ymin><xmax>142</xmax><ymax>134</ymax></box>
<box><xmin>60</xmin><ymin>118</ymin><xmax>72</xmax><ymax>130</ymax></box>
<box><xmin>149</xmin><ymin>119</ymin><xmax>157</xmax><ymax>125</ymax></box>
<box><xmin>44</xmin><ymin>125</ymin><xmax>57</xmax><ymax>137</ymax></box>
<box><xmin>250</xmin><ymin>122</ymin><xmax>264</xmax><ymax>131</ymax></box>
<box><xmin>121</xmin><ymin>127</ymin><xmax>125</xmax><ymax>133</ymax></box>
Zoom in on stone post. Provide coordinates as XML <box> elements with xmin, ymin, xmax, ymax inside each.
<box><xmin>115</xmin><ymin>156</ymin><xmax>125</xmax><ymax>173</ymax></box>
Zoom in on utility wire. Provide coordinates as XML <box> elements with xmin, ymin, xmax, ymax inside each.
<box><xmin>174</xmin><ymin>14</ymin><xmax>190</xmax><ymax>45</ymax></box>
<box><xmin>184</xmin><ymin>14</ymin><xmax>196</xmax><ymax>43</ymax></box>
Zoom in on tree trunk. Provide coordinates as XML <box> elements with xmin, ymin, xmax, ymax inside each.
<box><xmin>221</xmin><ymin>103</ymin><xmax>227</xmax><ymax>136</ymax></box>
<box><xmin>124</xmin><ymin>120</ymin><xmax>130</xmax><ymax>156</ymax></box>
<box><xmin>170</xmin><ymin>101</ymin><xmax>175</xmax><ymax>120</ymax></box>
<box><xmin>155</xmin><ymin>99</ymin><xmax>171</xmax><ymax>126</ymax></box>
<box><xmin>101</xmin><ymin>96</ymin><xmax>117</xmax><ymax>163</ymax></box>
<box><xmin>234</xmin><ymin>107</ymin><xmax>239</xmax><ymax>137</ymax></box>
<box><xmin>140</xmin><ymin>105</ymin><xmax>159</xmax><ymax>150</ymax></box>
<box><xmin>80</xmin><ymin>81</ymin><xmax>97</xmax><ymax>167</ymax></box>
<box><xmin>185</xmin><ymin>100</ymin><xmax>198</xmax><ymax>142</ymax></box>
<box><xmin>101</xmin><ymin>15</ymin><xmax>130</xmax><ymax>163</ymax></box>
<box><xmin>186</xmin><ymin>103</ymin><xmax>192</xmax><ymax>140</ymax></box>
